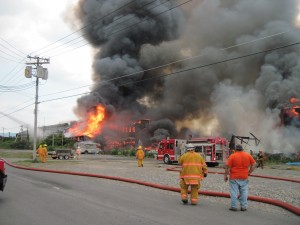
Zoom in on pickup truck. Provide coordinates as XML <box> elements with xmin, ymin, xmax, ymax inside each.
<box><xmin>0</xmin><ymin>159</ymin><xmax>7</xmax><ymax>191</ymax></box>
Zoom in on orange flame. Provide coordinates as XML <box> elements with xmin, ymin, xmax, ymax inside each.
<box><xmin>68</xmin><ymin>105</ymin><xmax>105</xmax><ymax>138</ymax></box>
<box><xmin>291</xmin><ymin>108</ymin><xmax>299</xmax><ymax>117</ymax></box>
<box><xmin>288</xmin><ymin>98</ymin><xmax>300</xmax><ymax>117</ymax></box>
<box><xmin>290</xmin><ymin>97</ymin><xmax>300</xmax><ymax>104</ymax></box>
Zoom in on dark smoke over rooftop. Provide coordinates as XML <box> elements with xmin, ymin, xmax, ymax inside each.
<box><xmin>70</xmin><ymin>0</ymin><xmax>300</xmax><ymax>153</ymax></box>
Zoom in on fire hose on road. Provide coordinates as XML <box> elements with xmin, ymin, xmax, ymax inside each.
<box><xmin>2</xmin><ymin>159</ymin><xmax>300</xmax><ymax>216</ymax></box>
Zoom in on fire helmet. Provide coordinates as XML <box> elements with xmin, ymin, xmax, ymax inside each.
<box><xmin>43</xmin><ymin>144</ymin><xmax>47</xmax><ymax>147</ymax></box>
<box><xmin>235</xmin><ymin>144</ymin><xmax>243</xmax><ymax>151</ymax></box>
<box><xmin>137</xmin><ymin>146</ymin><xmax>143</xmax><ymax>150</ymax></box>
<box><xmin>185</xmin><ymin>143</ymin><xmax>195</xmax><ymax>151</ymax></box>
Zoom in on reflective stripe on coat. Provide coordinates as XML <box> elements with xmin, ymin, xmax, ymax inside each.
<box><xmin>178</xmin><ymin>151</ymin><xmax>208</xmax><ymax>184</ymax></box>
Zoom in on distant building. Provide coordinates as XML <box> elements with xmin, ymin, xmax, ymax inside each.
<box><xmin>40</xmin><ymin>123</ymin><xmax>70</xmax><ymax>138</ymax></box>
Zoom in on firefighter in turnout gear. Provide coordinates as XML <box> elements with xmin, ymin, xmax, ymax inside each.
<box><xmin>37</xmin><ymin>145</ymin><xmax>44</xmax><ymax>162</ymax></box>
<box><xmin>136</xmin><ymin>146</ymin><xmax>145</xmax><ymax>167</ymax></box>
<box><xmin>178</xmin><ymin>143</ymin><xmax>208</xmax><ymax>205</ymax></box>
<box><xmin>41</xmin><ymin>144</ymin><xmax>48</xmax><ymax>163</ymax></box>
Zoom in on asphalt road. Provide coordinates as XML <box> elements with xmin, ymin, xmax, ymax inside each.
<box><xmin>0</xmin><ymin>166</ymin><xmax>299</xmax><ymax>225</ymax></box>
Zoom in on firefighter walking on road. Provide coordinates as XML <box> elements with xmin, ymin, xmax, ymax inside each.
<box><xmin>136</xmin><ymin>146</ymin><xmax>145</xmax><ymax>167</ymax></box>
<box><xmin>178</xmin><ymin>143</ymin><xmax>208</xmax><ymax>205</ymax></box>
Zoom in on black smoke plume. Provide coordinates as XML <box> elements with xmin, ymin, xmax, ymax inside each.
<box><xmin>70</xmin><ymin>0</ymin><xmax>300</xmax><ymax>153</ymax></box>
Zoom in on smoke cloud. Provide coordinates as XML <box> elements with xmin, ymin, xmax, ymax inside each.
<box><xmin>69</xmin><ymin>0</ymin><xmax>300</xmax><ymax>153</ymax></box>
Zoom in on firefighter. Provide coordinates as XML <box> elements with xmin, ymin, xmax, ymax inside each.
<box><xmin>41</xmin><ymin>144</ymin><xmax>48</xmax><ymax>163</ymax></box>
<box><xmin>75</xmin><ymin>146</ymin><xmax>81</xmax><ymax>160</ymax></box>
<box><xmin>136</xmin><ymin>146</ymin><xmax>145</xmax><ymax>167</ymax></box>
<box><xmin>256</xmin><ymin>150</ymin><xmax>266</xmax><ymax>169</ymax></box>
<box><xmin>37</xmin><ymin>144</ymin><xmax>44</xmax><ymax>162</ymax></box>
<box><xmin>178</xmin><ymin>143</ymin><xmax>208</xmax><ymax>205</ymax></box>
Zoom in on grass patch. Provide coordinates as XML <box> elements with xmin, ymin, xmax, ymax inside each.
<box><xmin>286</xmin><ymin>166</ymin><xmax>300</xmax><ymax>171</ymax></box>
<box><xmin>13</xmin><ymin>158</ymin><xmax>82</xmax><ymax>167</ymax></box>
<box><xmin>0</xmin><ymin>151</ymin><xmax>32</xmax><ymax>159</ymax></box>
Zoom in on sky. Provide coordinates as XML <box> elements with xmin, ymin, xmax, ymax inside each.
<box><xmin>0</xmin><ymin>0</ymin><xmax>93</xmax><ymax>135</ymax></box>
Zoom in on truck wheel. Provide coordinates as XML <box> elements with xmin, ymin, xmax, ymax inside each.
<box><xmin>64</xmin><ymin>155</ymin><xmax>69</xmax><ymax>160</ymax></box>
<box><xmin>163</xmin><ymin>155</ymin><xmax>171</xmax><ymax>164</ymax></box>
<box><xmin>58</xmin><ymin>155</ymin><xmax>64</xmax><ymax>160</ymax></box>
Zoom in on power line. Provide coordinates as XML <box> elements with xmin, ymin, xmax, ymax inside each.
<box><xmin>38</xmin><ymin>0</ymin><xmax>162</xmax><ymax>57</ymax></box>
<box><xmin>0</xmin><ymin>37</ymin><xmax>27</xmax><ymax>56</ymax></box>
<box><xmin>30</xmin><ymin>0</ymin><xmax>139</xmax><ymax>56</ymax></box>
<box><xmin>0</xmin><ymin>55</ymin><xmax>23</xmax><ymax>63</ymax></box>
<box><xmin>39</xmin><ymin>30</ymin><xmax>289</xmax><ymax>98</ymax></box>
<box><xmin>0</xmin><ymin>82</ymin><xmax>36</xmax><ymax>92</ymax></box>
<box><xmin>0</xmin><ymin>103</ymin><xmax>35</xmax><ymax>120</ymax></box>
<box><xmin>39</xmin><ymin>41</ymin><xmax>300</xmax><ymax>104</ymax></box>
<box><xmin>41</xmin><ymin>0</ymin><xmax>189</xmax><ymax>58</ymax></box>
<box><xmin>0</xmin><ymin>26</ymin><xmax>294</xmax><ymax>118</ymax></box>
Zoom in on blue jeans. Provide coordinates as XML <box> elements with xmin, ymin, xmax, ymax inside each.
<box><xmin>229</xmin><ymin>179</ymin><xmax>249</xmax><ymax>209</ymax></box>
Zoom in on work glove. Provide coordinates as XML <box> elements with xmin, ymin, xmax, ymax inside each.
<box><xmin>204</xmin><ymin>173</ymin><xmax>207</xmax><ymax>178</ymax></box>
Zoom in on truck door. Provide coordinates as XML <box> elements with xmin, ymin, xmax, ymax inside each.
<box><xmin>205</xmin><ymin>146</ymin><xmax>212</xmax><ymax>161</ymax></box>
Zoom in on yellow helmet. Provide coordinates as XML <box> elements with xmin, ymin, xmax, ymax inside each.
<box><xmin>137</xmin><ymin>146</ymin><xmax>143</xmax><ymax>150</ymax></box>
<box><xmin>43</xmin><ymin>144</ymin><xmax>47</xmax><ymax>147</ymax></box>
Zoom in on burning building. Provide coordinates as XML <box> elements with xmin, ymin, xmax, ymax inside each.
<box><xmin>66</xmin><ymin>0</ymin><xmax>300</xmax><ymax>153</ymax></box>
<box><xmin>280</xmin><ymin>98</ymin><xmax>300</xmax><ymax>127</ymax></box>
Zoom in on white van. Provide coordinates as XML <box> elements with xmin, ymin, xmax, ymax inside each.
<box><xmin>74</xmin><ymin>141</ymin><xmax>101</xmax><ymax>154</ymax></box>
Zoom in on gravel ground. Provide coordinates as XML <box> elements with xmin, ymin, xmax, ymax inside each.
<box><xmin>9</xmin><ymin>155</ymin><xmax>300</xmax><ymax>217</ymax></box>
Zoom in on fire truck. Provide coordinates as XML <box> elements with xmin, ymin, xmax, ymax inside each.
<box><xmin>0</xmin><ymin>159</ymin><xmax>7</xmax><ymax>191</ymax></box>
<box><xmin>156</xmin><ymin>137</ymin><xmax>229</xmax><ymax>167</ymax></box>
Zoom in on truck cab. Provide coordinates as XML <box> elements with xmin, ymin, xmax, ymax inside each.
<box><xmin>157</xmin><ymin>139</ymin><xmax>187</xmax><ymax>164</ymax></box>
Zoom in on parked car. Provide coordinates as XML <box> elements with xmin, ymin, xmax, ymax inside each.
<box><xmin>0</xmin><ymin>159</ymin><xmax>7</xmax><ymax>191</ymax></box>
<box><xmin>74</xmin><ymin>141</ymin><xmax>102</xmax><ymax>154</ymax></box>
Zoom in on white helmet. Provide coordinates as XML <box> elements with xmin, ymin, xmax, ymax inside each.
<box><xmin>185</xmin><ymin>143</ymin><xmax>195</xmax><ymax>151</ymax></box>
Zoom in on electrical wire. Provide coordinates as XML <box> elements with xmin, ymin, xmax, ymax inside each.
<box><xmin>39</xmin><ymin>0</ymin><xmax>169</xmax><ymax>57</ymax></box>
<box><xmin>42</xmin><ymin>0</ymin><xmax>190</xmax><ymax>58</ymax></box>
<box><xmin>0</xmin><ymin>82</ymin><xmax>36</xmax><ymax>92</ymax></box>
<box><xmin>39</xmin><ymin>30</ymin><xmax>289</xmax><ymax>98</ymax></box>
<box><xmin>0</xmin><ymin>37</ymin><xmax>27</xmax><ymax>56</ymax></box>
<box><xmin>30</xmin><ymin>0</ymin><xmax>139</xmax><ymax>56</ymax></box>
<box><xmin>39</xmin><ymin>41</ymin><xmax>300</xmax><ymax>104</ymax></box>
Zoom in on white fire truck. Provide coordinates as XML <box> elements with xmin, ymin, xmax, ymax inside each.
<box><xmin>156</xmin><ymin>137</ymin><xmax>229</xmax><ymax>167</ymax></box>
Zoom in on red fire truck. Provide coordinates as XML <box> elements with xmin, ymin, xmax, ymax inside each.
<box><xmin>157</xmin><ymin>137</ymin><xmax>229</xmax><ymax>167</ymax></box>
<box><xmin>0</xmin><ymin>159</ymin><xmax>7</xmax><ymax>191</ymax></box>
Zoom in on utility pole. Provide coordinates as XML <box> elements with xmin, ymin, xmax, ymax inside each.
<box><xmin>25</xmin><ymin>56</ymin><xmax>49</xmax><ymax>161</ymax></box>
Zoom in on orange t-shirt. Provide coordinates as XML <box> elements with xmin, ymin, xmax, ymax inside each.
<box><xmin>226</xmin><ymin>151</ymin><xmax>255</xmax><ymax>179</ymax></box>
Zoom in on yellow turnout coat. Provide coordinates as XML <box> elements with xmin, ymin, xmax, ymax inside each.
<box><xmin>178</xmin><ymin>151</ymin><xmax>208</xmax><ymax>185</ymax></box>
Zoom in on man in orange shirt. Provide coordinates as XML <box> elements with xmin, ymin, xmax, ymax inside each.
<box><xmin>224</xmin><ymin>144</ymin><xmax>256</xmax><ymax>211</ymax></box>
